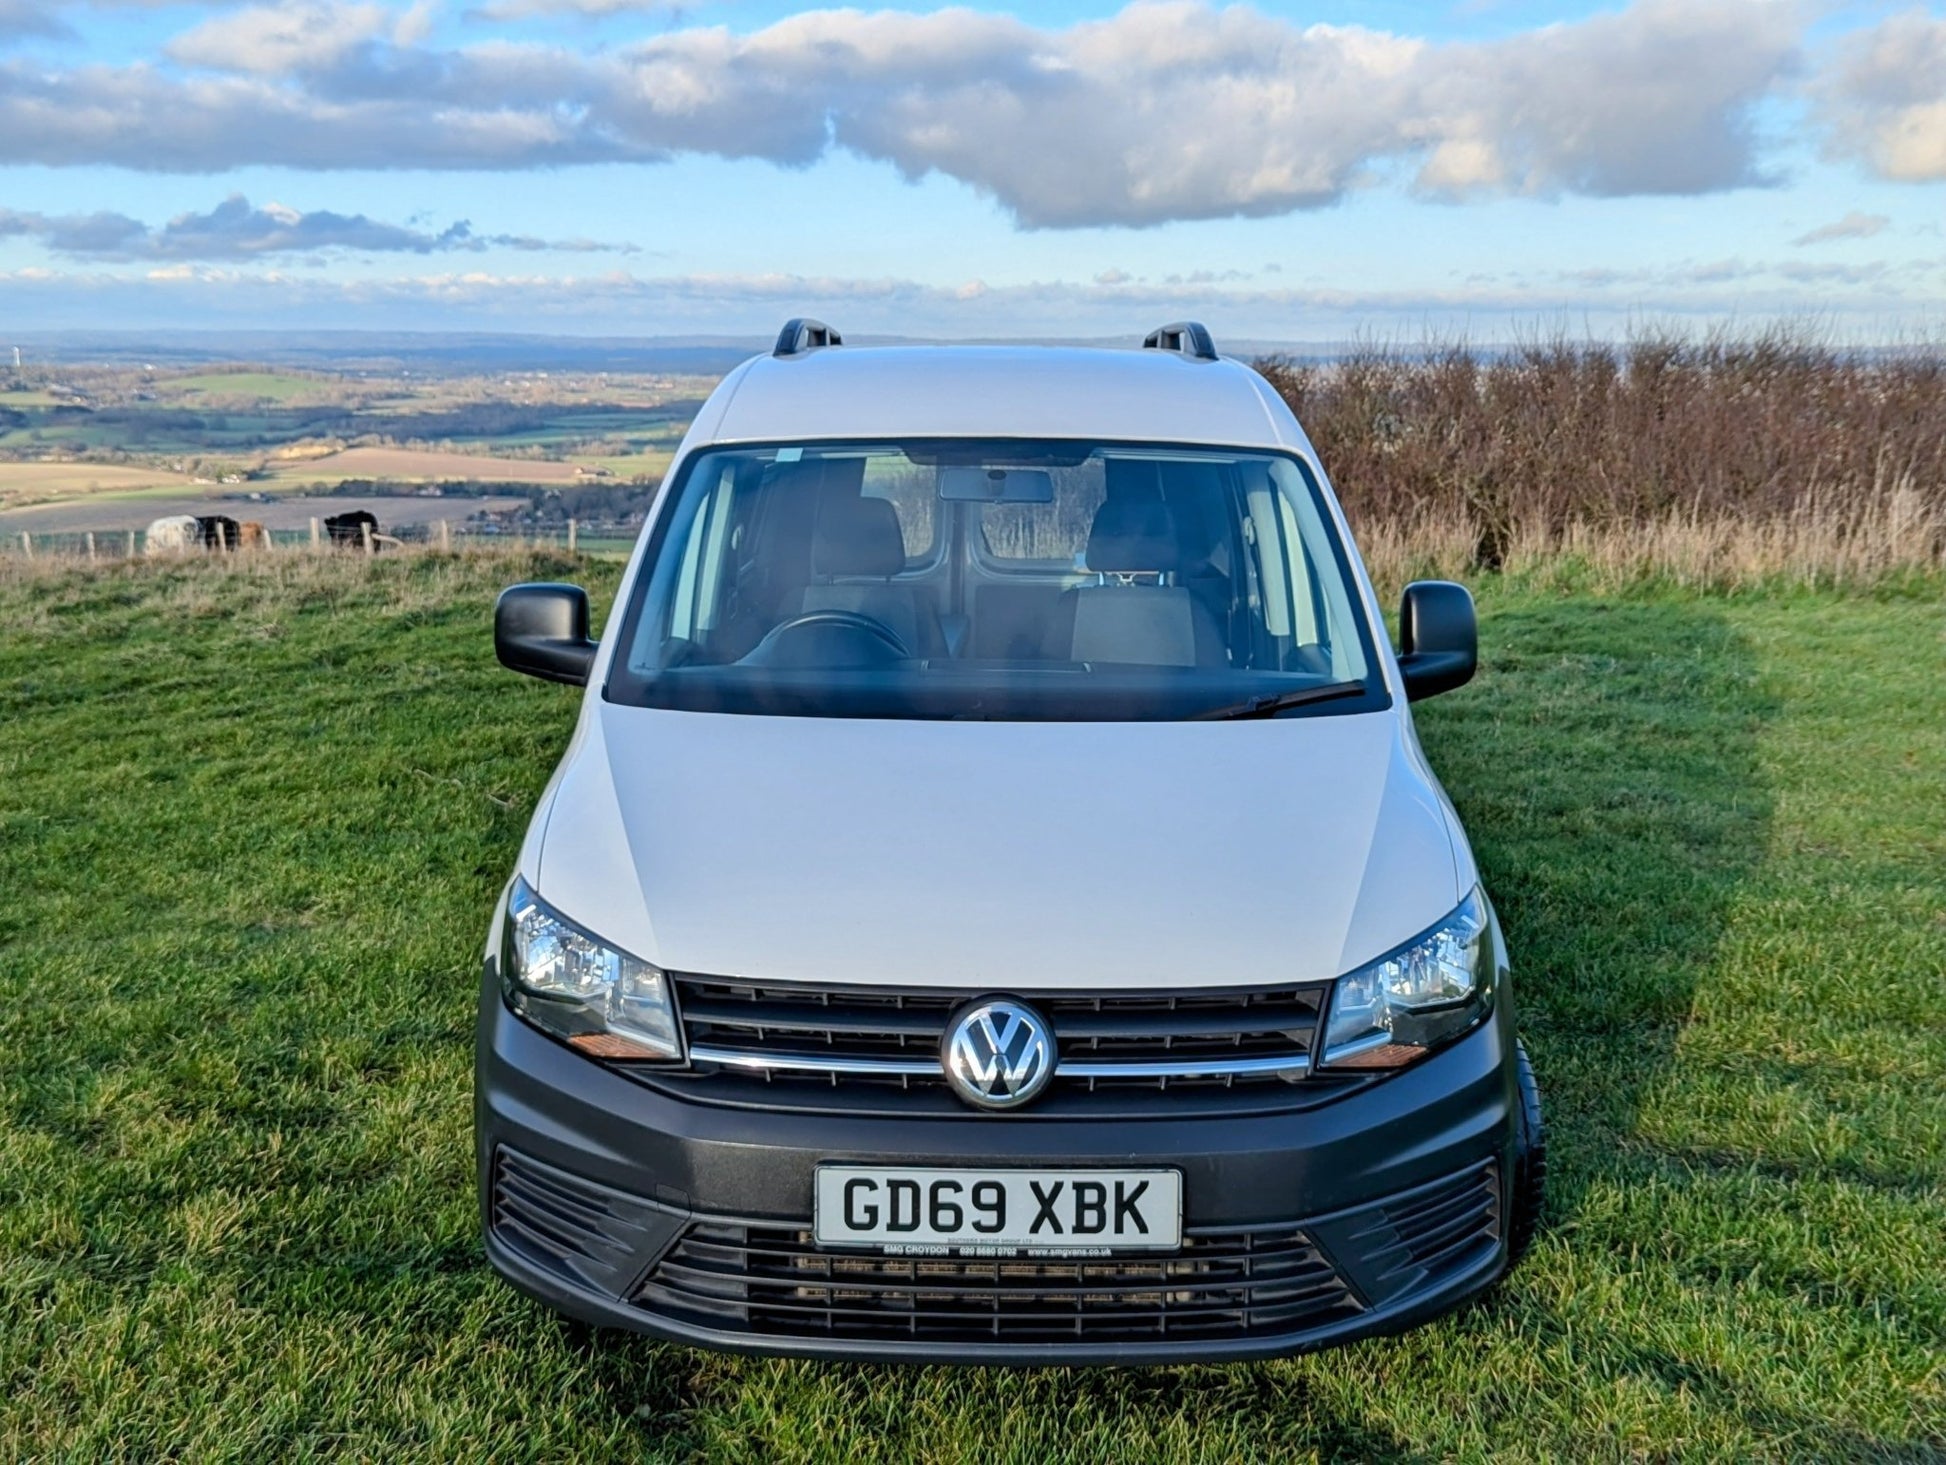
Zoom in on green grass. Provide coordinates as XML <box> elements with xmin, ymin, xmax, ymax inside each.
<box><xmin>1</xmin><ymin>555</ymin><xmax>1941</xmax><ymax>1461</ymax></box>
<box><xmin>568</xmin><ymin>450</ymin><xmax>676</xmax><ymax>482</ymax></box>
<box><xmin>162</xmin><ymin>372</ymin><xmax>325</xmax><ymax>402</ymax></box>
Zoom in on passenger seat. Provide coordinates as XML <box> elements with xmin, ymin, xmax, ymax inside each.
<box><xmin>1041</xmin><ymin>498</ymin><xmax>1227</xmax><ymax>667</ymax></box>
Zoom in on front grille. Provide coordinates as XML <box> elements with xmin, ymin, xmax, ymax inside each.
<box><xmin>636</xmin><ymin>1220</ymin><xmax>1362</xmax><ymax>1345</ymax></box>
<box><xmin>666</xmin><ymin>975</ymin><xmax>1338</xmax><ymax>1113</ymax></box>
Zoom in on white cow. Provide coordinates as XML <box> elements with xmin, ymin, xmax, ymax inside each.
<box><xmin>144</xmin><ymin>515</ymin><xmax>202</xmax><ymax>554</ymax></box>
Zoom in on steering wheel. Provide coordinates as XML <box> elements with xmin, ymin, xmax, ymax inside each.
<box><xmin>747</xmin><ymin>608</ymin><xmax>912</xmax><ymax>663</ymax></box>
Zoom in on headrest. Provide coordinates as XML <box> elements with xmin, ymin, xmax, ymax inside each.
<box><xmin>1085</xmin><ymin>497</ymin><xmax>1183</xmax><ymax>574</ymax></box>
<box><xmin>813</xmin><ymin>495</ymin><xmax>906</xmax><ymax>578</ymax></box>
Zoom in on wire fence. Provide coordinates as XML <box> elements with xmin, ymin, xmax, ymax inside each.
<box><xmin>1</xmin><ymin>518</ymin><xmax>641</xmax><ymax>562</ymax></box>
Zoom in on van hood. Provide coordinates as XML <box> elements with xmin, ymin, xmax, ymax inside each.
<box><xmin>534</xmin><ymin>704</ymin><xmax>1465</xmax><ymax>991</ymax></box>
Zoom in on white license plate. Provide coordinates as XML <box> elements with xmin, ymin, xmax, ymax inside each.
<box><xmin>813</xmin><ymin>1166</ymin><xmax>1181</xmax><ymax>1252</ymax></box>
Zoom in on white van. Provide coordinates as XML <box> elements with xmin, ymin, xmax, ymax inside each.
<box><xmin>477</xmin><ymin>320</ymin><xmax>1544</xmax><ymax>1363</ymax></box>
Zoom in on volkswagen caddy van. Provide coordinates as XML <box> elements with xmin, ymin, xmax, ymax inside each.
<box><xmin>477</xmin><ymin>320</ymin><xmax>1545</xmax><ymax>1364</ymax></box>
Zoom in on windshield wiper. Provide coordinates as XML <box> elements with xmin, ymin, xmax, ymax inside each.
<box><xmin>1190</xmin><ymin>680</ymin><xmax>1367</xmax><ymax>720</ymax></box>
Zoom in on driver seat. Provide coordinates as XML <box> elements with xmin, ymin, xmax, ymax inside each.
<box><xmin>796</xmin><ymin>494</ymin><xmax>933</xmax><ymax>656</ymax></box>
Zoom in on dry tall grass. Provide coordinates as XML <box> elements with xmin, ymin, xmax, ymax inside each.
<box><xmin>0</xmin><ymin>543</ymin><xmax>579</xmax><ymax>635</ymax></box>
<box><xmin>1259</xmin><ymin>332</ymin><xmax>1946</xmax><ymax>589</ymax></box>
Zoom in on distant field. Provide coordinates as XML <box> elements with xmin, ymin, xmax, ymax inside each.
<box><xmin>0</xmin><ymin>460</ymin><xmax>195</xmax><ymax>508</ymax></box>
<box><xmin>160</xmin><ymin>371</ymin><xmax>328</xmax><ymax>402</ymax></box>
<box><xmin>0</xmin><ymin>553</ymin><xmax>1940</xmax><ymax>1459</ymax></box>
<box><xmin>0</xmin><ymin>444</ymin><xmax>649</xmax><ymax>521</ymax></box>
<box><xmin>267</xmin><ymin>446</ymin><xmax>589</xmax><ymax>485</ymax></box>
<box><xmin>569</xmin><ymin>450</ymin><xmax>674</xmax><ymax>482</ymax></box>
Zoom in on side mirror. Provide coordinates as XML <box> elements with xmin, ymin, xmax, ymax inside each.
<box><xmin>496</xmin><ymin>583</ymin><xmax>597</xmax><ymax>686</ymax></box>
<box><xmin>1397</xmin><ymin>581</ymin><xmax>1477</xmax><ymax>701</ymax></box>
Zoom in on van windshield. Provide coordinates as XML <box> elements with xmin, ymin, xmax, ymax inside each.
<box><xmin>605</xmin><ymin>439</ymin><xmax>1386</xmax><ymax>721</ymax></box>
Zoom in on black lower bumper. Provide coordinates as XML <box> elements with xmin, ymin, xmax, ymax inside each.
<box><xmin>475</xmin><ymin>963</ymin><xmax>1520</xmax><ymax>1365</ymax></box>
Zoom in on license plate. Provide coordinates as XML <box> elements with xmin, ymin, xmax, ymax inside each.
<box><xmin>813</xmin><ymin>1166</ymin><xmax>1182</xmax><ymax>1252</ymax></box>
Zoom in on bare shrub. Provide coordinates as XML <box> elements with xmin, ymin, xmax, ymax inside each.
<box><xmin>1259</xmin><ymin>328</ymin><xmax>1946</xmax><ymax>588</ymax></box>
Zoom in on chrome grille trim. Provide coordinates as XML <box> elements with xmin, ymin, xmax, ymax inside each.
<box><xmin>663</xmin><ymin>975</ymin><xmax>1339</xmax><ymax>1110</ymax></box>
<box><xmin>687</xmin><ymin>1045</ymin><xmax>940</xmax><ymax>1077</ymax></box>
<box><xmin>1061</xmin><ymin>1053</ymin><xmax>1310</xmax><ymax>1079</ymax></box>
<box><xmin>687</xmin><ymin>1043</ymin><xmax>1312</xmax><ymax>1082</ymax></box>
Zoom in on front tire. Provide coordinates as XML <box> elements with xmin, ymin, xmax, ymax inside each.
<box><xmin>1505</xmin><ymin>1040</ymin><xmax>1546</xmax><ymax>1269</ymax></box>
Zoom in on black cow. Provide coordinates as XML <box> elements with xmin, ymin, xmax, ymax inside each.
<box><xmin>195</xmin><ymin>515</ymin><xmax>241</xmax><ymax>551</ymax></box>
<box><xmin>324</xmin><ymin>510</ymin><xmax>380</xmax><ymax>550</ymax></box>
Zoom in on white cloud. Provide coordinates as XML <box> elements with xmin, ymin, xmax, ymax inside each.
<box><xmin>1548</xmin><ymin>253</ymin><xmax>1930</xmax><ymax>289</ymax></box>
<box><xmin>2</xmin><ymin>257</ymin><xmax>1933</xmax><ymax>342</ymax></box>
<box><xmin>167</xmin><ymin>2</ymin><xmax>411</xmax><ymax>75</ymax></box>
<box><xmin>1792</xmin><ymin>211</ymin><xmax>1890</xmax><ymax>246</ymax></box>
<box><xmin>0</xmin><ymin>193</ymin><xmax>633</xmax><ymax>259</ymax></box>
<box><xmin>0</xmin><ymin>0</ymin><xmax>1815</xmax><ymax>228</ymax></box>
<box><xmin>0</xmin><ymin>0</ymin><xmax>68</xmax><ymax>42</ymax></box>
<box><xmin>1816</xmin><ymin>9</ymin><xmax>1946</xmax><ymax>182</ymax></box>
<box><xmin>469</xmin><ymin>0</ymin><xmax>689</xmax><ymax>18</ymax></box>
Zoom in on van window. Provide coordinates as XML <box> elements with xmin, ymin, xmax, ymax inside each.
<box><xmin>978</xmin><ymin>461</ymin><xmax>1106</xmax><ymax>569</ymax></box>
<box><xmin>862</xmin><ymin>456</ymin><xmax>937</xmax><ymax>562</ymax></box>
<box><xmin>612</xmin><ymin>439</ymin><xmax>1384</xmax><ymax>721</ymax></box>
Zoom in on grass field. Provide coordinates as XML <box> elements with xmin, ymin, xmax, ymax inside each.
<box><xmin>264</xmin><ymin>446</ymin><xmax>589</xmax><ymax>486</ymax></box>
<box><xmin>0</xmin><ymin>459</ymin><xmax>197</xmax><ymax>508</ymax></box>
<box><xmin>570</xmin><ymin>450</ymin><xmax>676</xmax><ymax>483</ymax></box>
<box><xmin>0</xmin><ymin>443</ymin><xmax>628</xmax><ymax>522</ymax></box>
<box><xmin>160</xmin><ymin>372</ymin><xmax>329</xmax><ymax>403</ymax></box>
<box><xmin>1</xmin><ymin>554</ymin><xmax>1941</xmax><ymax>1461</ymax></box>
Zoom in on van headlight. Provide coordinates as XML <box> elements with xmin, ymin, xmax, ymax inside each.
<box><xmin>1321</xmin><ymin>889</ymin><xmax>1492</xmax><ymax>1069</ymax></box>
<box><xmin>502</xmin><ymin>877</ymin><xmax>682</xmax><ymax>1061</ymax></box>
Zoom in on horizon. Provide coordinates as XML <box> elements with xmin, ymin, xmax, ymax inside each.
<box><xmin>7</xmin><ymin>320</ymin><xmax>1941</xmax><ymax>375</ymax></box>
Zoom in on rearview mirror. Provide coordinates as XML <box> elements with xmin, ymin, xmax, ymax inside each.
<box><xmin>938</xmin><ymin>466</ymin><xmax>1055</xmax><ymax>503</ymax></box>
<box><xmin>1397</xmin><ymin>581</ymin><xmax>1477</xmax><ymax>701</ymax></box>
<box><xmin>496</xmin><ymin>583</ymin><xmax>597</xmax><ymax>686</ymax></box>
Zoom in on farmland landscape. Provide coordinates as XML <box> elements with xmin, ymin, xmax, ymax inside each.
<box><xmin>2</xmin><ymin>336</ymin><xmax>1943</xmax><ymax>1460</ymax></box>
<box><xmin>0</xmin><ymin>353</ymin><xmax>711</xmax><ymax>547</ymax></box>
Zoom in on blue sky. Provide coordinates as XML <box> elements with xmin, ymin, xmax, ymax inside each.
<box><xmin>0</xmin><ymin>0</ymin><xmax>1941</xmax><ymax>340</ymax></box>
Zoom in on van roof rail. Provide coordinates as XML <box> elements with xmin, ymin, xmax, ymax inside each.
<box><xmin>1141</xmin><ymin>321</ymin><xmax>1219</xmax><ymax>361</ymax></box>
<box><xmin>773</xmin><ymin>318</ymin><xmax>842</xmax><ymax>357</ymax></box>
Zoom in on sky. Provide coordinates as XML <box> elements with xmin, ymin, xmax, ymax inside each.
<box><xmin>0</xmin><ymin>0</ymin><xmax>1941</xmax><ymax>341</ymax></box>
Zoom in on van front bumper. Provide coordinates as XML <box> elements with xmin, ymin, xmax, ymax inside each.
<box><xmin>475</xmin><ymin>961</ymin><xmax>1520</xmax><ymax>1365</ymax></box>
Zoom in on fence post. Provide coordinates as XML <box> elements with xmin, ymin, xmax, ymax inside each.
<box><xmin>310</xmin><ymin>517</ymin><xmax>321</xmax><ymax>549</ymax></box>
<box><xmin>86</xmin><ymin>531</ymin><xmax>97</xmax><ymax>563</ymax></box>
<box><xmin>361</xmin><ymin>521</ymin><xmax>374</xmax><ymax>556</ymax></box>
<box><xmin>568</xmin><ymin>518</ymin><xmax>578</xmax><ymax>555</ymax></box>
<box><xmin>19</xmin><ymin>532</ymin><xmax>29</xmax><ymax>559</ymax></box>
<box><xmin>438</xmin><ymin>519</ymin><xmax>451</xmax><ymax>552</ymax></box>
<box><xmin>127</xmin><ymin>529</ymin><xmax>137</xmax><ymax>557</ymax></box>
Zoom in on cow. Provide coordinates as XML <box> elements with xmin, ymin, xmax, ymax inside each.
<box><xmin>196</xmin><ymin>515</ymin><xmax>241</xmax><ymax>552</ymax></box>
<box><xmin>324</xmin><ymin>510</ymin><xmax>380</xmax><ymax>550</ymax></box>
<box><xmin>240</xmin><ymin>520</ymin><xmax>270</xmax><ymax>549</ymax></box>
<box><xmin>144</xmin><ymin>515</ymin><xmax>202</xmax><ymax>554</ymax></box>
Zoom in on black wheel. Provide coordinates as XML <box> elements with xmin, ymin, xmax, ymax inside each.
<box><xmin>1505</xmin><ymin>1039</ymin><xmax>1546</xmax><ymax>1270</ymax></box>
